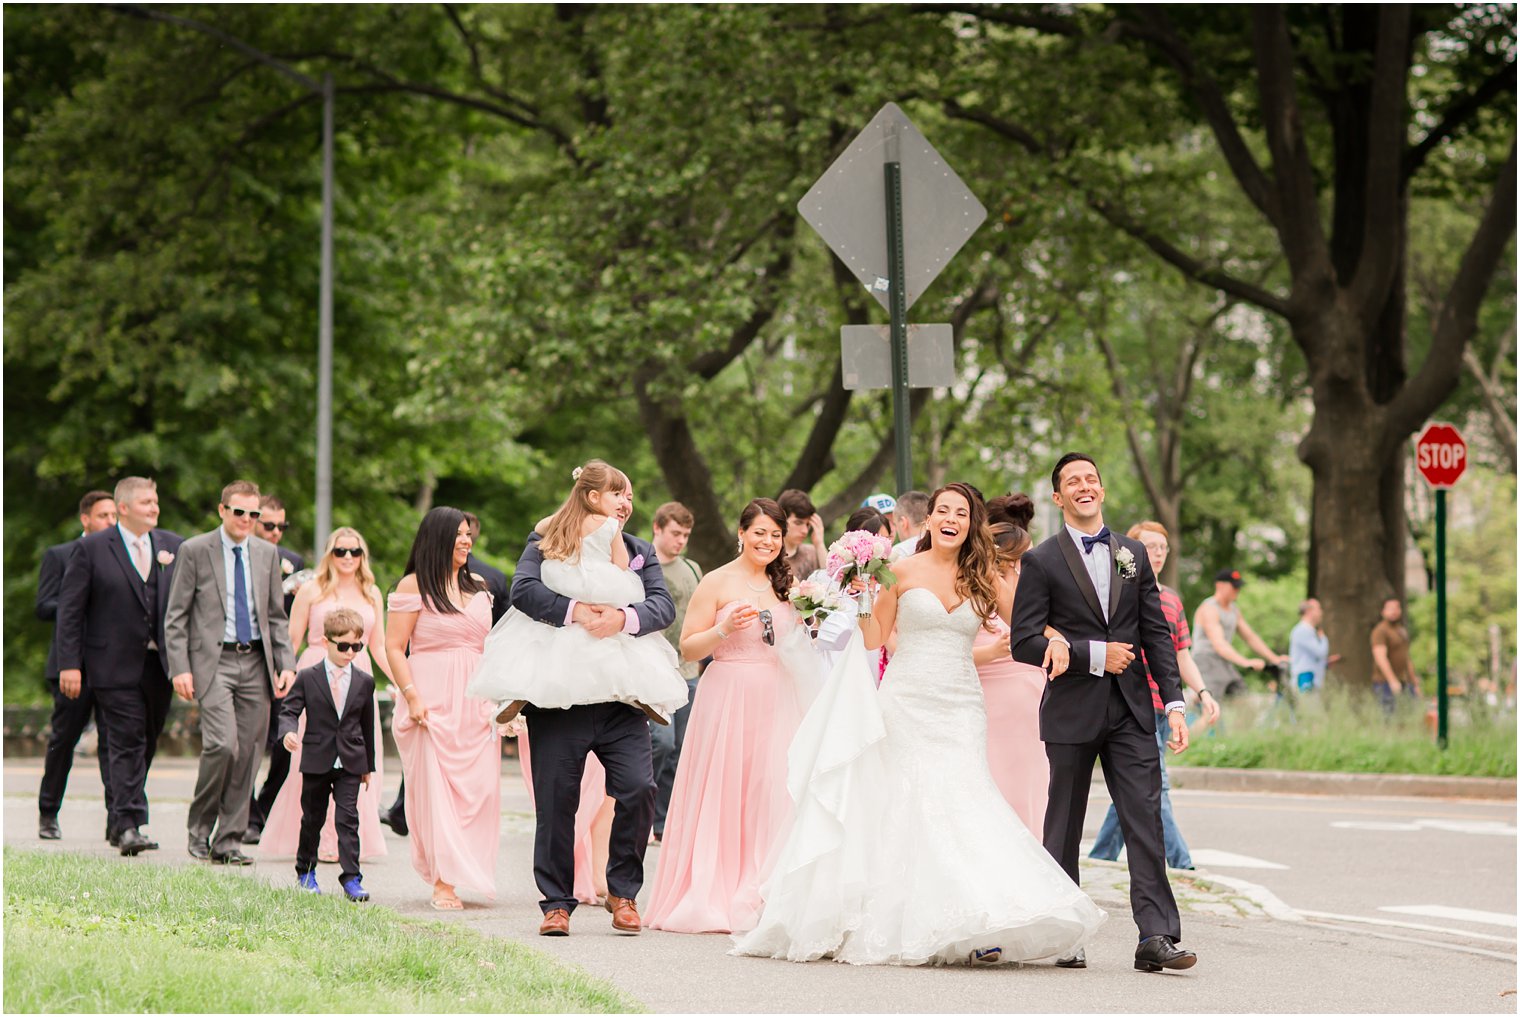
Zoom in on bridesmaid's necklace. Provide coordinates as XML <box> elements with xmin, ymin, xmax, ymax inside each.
<box><xmin>742</xmin><ymin>570</ymin><xmax>771</xmax><ymax>593</ymax></box>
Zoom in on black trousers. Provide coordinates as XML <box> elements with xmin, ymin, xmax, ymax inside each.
<box><xmin>1043</xmin><ymin>679</ymin><xmax>1182</xmax><ymax>943</ymax></box>
<box><xmin>526</xmin><ymin>702</ymin><xmax>655</xmax><ymax>913</ymax></box>
<box><xmin>92</xmin><ymin>653</ymin><xmax>173</xmax><ymax>833</ymax></box>
<box><xmin>248</xmin><ymin>696</ymin><xmax>292</xmax><ymax>830</ymax></box>
<box><xmin>296</xmin><ymin>768</ymin><xmax>362</xmax><ymax>884</ymax></box>
<box><xmin>38</xmin><ymin>679</ymin><xmax>114</xmax><ymax>820</ymax></box>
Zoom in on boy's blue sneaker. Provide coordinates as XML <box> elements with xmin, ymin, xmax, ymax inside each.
<box><xmin>342</xmin><ymin>877</ymin><xmax>370</xmax><ymax>902</ymax></box>
<box><xmin>297</xmin><ymin>871</ymin><xmax>320</xmax><ymax>894</ymax></box>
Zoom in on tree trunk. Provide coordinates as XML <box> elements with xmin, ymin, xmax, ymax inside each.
<box><xmin>1300</xmin><ymin>383</ymin><xmax>1404</xmax><ymax>693</ymax></box>
<box><xmin>633</xmin><ymin>375</ymin><xmax>734</xmax><ymax>571</ymax></box>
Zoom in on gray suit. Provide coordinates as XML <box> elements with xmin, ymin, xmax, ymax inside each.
<box><xmin>165</xmin><ymin>527</ymin><xmax>296</xmax><ymax>855</ymax></box>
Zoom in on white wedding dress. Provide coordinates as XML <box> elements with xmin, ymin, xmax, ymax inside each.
<box><xmin>732</xmin><ymin>587</ymin><xmax>1105</xmax><ymax>966</ymax></box>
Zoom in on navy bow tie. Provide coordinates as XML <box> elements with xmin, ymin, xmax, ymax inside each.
<box><xmin>1081</xmin><ymin>527</ymin><xmax>1111</xmax><ymax>554</ymax></box>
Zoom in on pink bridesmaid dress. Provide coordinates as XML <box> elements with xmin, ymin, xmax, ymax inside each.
<box><xmin>389</xmin><ymin>590</ymin><xmax>501</xmax><ymax>898</ymax></box>
<box><xmin>258</xmin><ymin>598</ymin><xmax>388</xmax><ymax>861</ymax></box>
<box><xmin>516</xmin><ymin>731</ymin><xmax>607</xmax><ymax>905</ymax></box>
<box><xmin>974</xmin><ymin>614</ymin><xmax>1049</xmax><ymax>836</ymax></box>
<box><xmin>645</xmin><ymin>602</ymin><xmax>806</xmax><ymax>933</ymax></box>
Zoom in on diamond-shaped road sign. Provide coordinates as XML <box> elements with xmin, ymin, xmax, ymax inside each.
<box><xmin>799</xmin><ymin>103</ymin><xmax>987</xmax><ymax>314</ymax></box>
<box><xmin>841</xmin><ymin>324</ymin><xmax>955</xmax><ymax>391</ymax></box>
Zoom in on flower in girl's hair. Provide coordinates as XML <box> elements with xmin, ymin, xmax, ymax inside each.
<box><xmin>572</xmin><ymin>466</ymin><xmax>584</xmax><ymax>481</ymax></box>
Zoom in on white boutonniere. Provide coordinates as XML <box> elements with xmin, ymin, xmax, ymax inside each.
<box><xmin>156</xmin><ymin>550</ymin><xmax>175</xmax><ymax>568</ymax></box>
<box><xmin>281</xmin><ymin>558</ymin><xmax>294</xmax><ymax>575</ymax></box>
<box><xmin>1115</xmin><ymin>546</ymin><xmax>1137</xmax><ymax>581</ymax></box>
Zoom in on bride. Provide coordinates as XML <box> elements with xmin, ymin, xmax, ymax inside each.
<box><xmin>732</xmin><ymin>483</ymin><xmax>1105</xmax><ymax>966</ymax></box>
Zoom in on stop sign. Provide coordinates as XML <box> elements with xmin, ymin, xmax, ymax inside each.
<box><xmin>1416</xmin><ymin>422</ymin><xmax>1468</xmax><ymax>488</ymax></box>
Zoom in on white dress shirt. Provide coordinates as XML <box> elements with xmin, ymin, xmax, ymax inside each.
<box><xmin>117</xmin><ymin>522</ymin><xmax>151</xmax><ymax>581</ymax></box>
<box><xmin>219</xmin><ymin>527</ymin><xmax>261</xmax><ymax>642</ymax></box>
<box><xmin>1066</xmin><ymin>523</ymin><xmax>1112</xmax><ymax>678</ymax></box>
<box><xmin>324</xmin><ymin>658</ymin><xmax>351</xmax><ymax>769</ymax></box>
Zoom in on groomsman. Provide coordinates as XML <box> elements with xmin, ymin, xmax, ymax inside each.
<box><xmin>245</xmin><ymin>493</ymin><xmax>306</xmax><ymax>844</ymax></box>
<box><xmin>37</xmin><ymin>490</ymin><xmax>119</xmax><ymax>841</ymax></box>
<box><xmin>165</xmin><ymin>480</ymin><xmax>296</xmax><ymax>864</ymax></box>
<box><xmin>55</xmin><ymin>477</ymin><xmax>183</xmax><ymax>855</ymax></box>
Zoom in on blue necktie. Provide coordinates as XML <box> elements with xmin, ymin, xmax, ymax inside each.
<box><xmin>232</xmin><ymin>546</ymin><xmax>254</xmax><ymax>643</ymax></box>
<box><xmin>1081</xmin><ymin>527</ymin><xmax>1111</xmax><ymax>555</ymax></box>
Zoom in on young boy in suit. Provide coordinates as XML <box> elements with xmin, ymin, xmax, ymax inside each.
<box><xmin>278</xmin><ymin>606</ymin><xmax>376</xmax><ymax>901</ymax></box>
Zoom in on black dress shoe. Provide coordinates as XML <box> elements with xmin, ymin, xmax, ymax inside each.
<box><xmin>39</xmin><ymin>816</ymin><xmax>61</xmax><ymax>840</ymax></box>
<box><xmin>118</xmin><ymin>828</ymin><xmax>152</xmax><ymax>856</ymax></box>
<box><xmin>210</xmin><ymin>848</ymin><xmax>255</xmax><ymax>866</ymax></box>
<box><xmin>1055</xmin><ymin>948</ymin><xmax>1086</xmax><ymax>969</ymax></box>
<box><xmin>188</xmin><ymin>837</ymin><xmax>211</xmax><ymax>861</ymax></box>
<box><xmin>106</xmin><ymin>822</ymin><xmax>119</xmax><ymax>846</ymax></box>
<box><xmin>241</xmin><ymin>827</ymin><xmax>262</xmax><ymax>846</ymax></box>
<box><xmin>1134</xmin><ymin>936</ymin><xmax>1197</xmax><ymax>972</ymax></box>
<box><xmin>380</xmin><ymin>810</ymin><xmax>408</xmax><ymax>837</ymax></box>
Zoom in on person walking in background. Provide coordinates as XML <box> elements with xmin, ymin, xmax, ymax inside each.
<box><xmin>1088</xmin><ymin>521</ymin><xmax>1219</xmax><ymax>871</ymax></box>
<box><xmin>1191</xmin><ymin>569</ymin><xmax>1285</xmax><ymax>699</ymax></box>
<box><xmin>891</xmin><ymin>490</ymin><xmax>929</xmax><ymax>559</ymax></box>
<box><xmin>37</xmin><ymin>489</ymin><xmax>120</xmax><ymax>842</ymax></box>
<box><xmin>1289</xmin><ymin>598</ymin><xmax>1338</xmax><ymax>693</ymax></box>
<box><xmin>649</xmin><ymin>500</ymin><xmax>704</xmax><ymax>845</ymax></box>
<box><xmin>279</xmin><ymin>605</ymin><xmax>377</xmax><ymax>902</ymax></box>
<box><xmin>56</xmin><ymin>477</ymin><xmax>184</xmax><ymax>857</ymax></box>
<box><xmin>386</xmin><ymin>507</ymin><xmax>499</xmax><ymax>911</ymax></box>
<box><xmin>777</xmin><ymin>488</ymin><xmax>826</xmax><ymax>577</ymax></box>
<box><xmin>1371</xmin><ymin>598</ymin><xmax>1421</xmax><ymax>714</ymax></box>
<box><xmin>646</xmin><ymin>499</ymin><xmax>808</xmax><ymax>935</ymax></box>
<box><xmin>986</xmin><ymin>492</ymin><xmax>1036</xmax><ymax>533</ymax></box>
<box><xmin>164</xmin><ymin>480</ymin><xmax>296</xmax><ymax>865</ymax></box>
<box><xmin>257</xmin><ymin>527</ymin><xmax>393</xmax><ymax>863</ymax></box>
<box><xmin>245</xmin><ymin>492</ymin><xmax>306</xmax><ymax>844</ymax></box>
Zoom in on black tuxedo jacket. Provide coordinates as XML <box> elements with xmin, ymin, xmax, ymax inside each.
<box><xmin>509</xmin><ymin>530</ymin><xmax>674</xmax><ymax>635</ymax></box>
<box><xmin>36</xmin><ymin>539</ymin><xmax>78</xmax><ymax>680</ymax></box>
<box><xmin>467</xmin><ymin>553</ymin><xmax>510</xmax><ymax>625</ymax></box>
<box><xmin>55</xmin><ymin>526</ymin><xmax>184</xmax><ymax>687</ymax></box>
<box><xmin>1010</xmin><ymin>527</ymin><xmax>1182</xmax><ymax>743</ymax></box>
<box><xmin>277</xmin><ymin>661</ymin><xmax>376</xmax><ymax>775</ymax></box>
<box><xmin>272</xmin><ymin>544</ymin><xmax>306</xmax><ymax>615</ymax></box>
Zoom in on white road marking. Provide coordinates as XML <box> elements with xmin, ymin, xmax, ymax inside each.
<box><xmin>1380</xmin><ymin>905</ymin><xmax>1518</xmax><ymax>928</ymax></box>
<box><xmin>1331</xmin><ymin>818</ymin><xmax>1516</xmax><ymax>836</ymax></box>
<box><xmin>1187</xmin><ymin>848</ymin><xmax>1289</xmax><ymax>870</ymax></box>
<box><xmin>1299</xmin><ymin>908</ymin><xmax>1519</xmax><ymax>945</ymax></box>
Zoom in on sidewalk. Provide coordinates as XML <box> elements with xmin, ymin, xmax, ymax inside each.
<box><xmin>5</xmin><ymin>757</ymin><xmax>1513</xmax><ymax>1013</ymax></box>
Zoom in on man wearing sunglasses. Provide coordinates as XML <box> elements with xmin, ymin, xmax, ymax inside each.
<box><xmin>164</xmin><ymin>480</ymin><xmax>297</xmax><ymax>865</ymax></box>
<box><xmin>244</xmin><ymin>494</ymin><xmax>307</xmax><ymax>844</ymax></box>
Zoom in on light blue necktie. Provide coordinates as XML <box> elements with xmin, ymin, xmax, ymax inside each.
<box><xmin>232</xmin><ymin>546</ymin><xmax>253</xmax><ymax>643</ymax></box>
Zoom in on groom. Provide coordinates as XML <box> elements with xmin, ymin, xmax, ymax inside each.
<box><xmin>1010</xmin><ymin>452</ymin><xmax>1197</xmax><ymax>973</ymax></box>
<box><xmin>509</xmin><ymin>481</ymin><xmax>674</xmax><ymax>937</ymax></box>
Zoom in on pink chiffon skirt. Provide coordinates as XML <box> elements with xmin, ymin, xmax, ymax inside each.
<box><xmin>978</xmin><ymin>653</ymin><xmax>1049</xmax><ymax>837</ymax></box>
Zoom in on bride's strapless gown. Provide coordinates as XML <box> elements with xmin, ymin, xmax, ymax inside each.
<box><xmin>733</xmin><ymin>587</ymin><xmax>1105</xmax><ymax>966</ymax></box>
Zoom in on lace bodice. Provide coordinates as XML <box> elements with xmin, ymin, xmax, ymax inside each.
<box><xmin>892</xmin><ymin>587</ymin><xmax>981</xmax><ymax>664</ymax></box>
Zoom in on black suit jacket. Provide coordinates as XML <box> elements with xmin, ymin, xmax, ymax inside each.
<box><xmin>1010</xmin><ymin>528</ymin><xmax>1182</xmax><ymax>743</ymax></box>
<box><xmin>467</xmin><ymin>553</ymin><xmax>510</xmax><ymax>625</ymax></box>
<box><xmin>37</xmin><ymin>539</ymin><xmax>78</xmax><ymax>680</ymax></box>
<box><xmin>509</xmin><ymin>531</ymin><xmax>674</xmax><ymax>635</ymax></box>
<box><xmin>277</xmin><ymin>661</ymin><xmax>377</xmax><ymax>775</ymax></box>
<box><xmin>55</xmin><ymin>526</ymin><xmax>184</xmax><ymax>687</ymax></box>
<box><xmin>273</xmin><ymin>544</ymin><xmax>306</xmax><ymax>615</ymax></box>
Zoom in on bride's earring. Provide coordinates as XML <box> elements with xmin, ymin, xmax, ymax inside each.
<box><xmin>736</xmin><ymin>538</ymin><xmax>744</xmax><ymax>556</ymax></box>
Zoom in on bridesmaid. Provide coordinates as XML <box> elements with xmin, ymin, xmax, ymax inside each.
<box><xmin>258</xmin><ymin>527</ymin><xmax>392</xmax><ymax>863</ymax></box>
<box><xmin>973</xmin><ymin>522</ymin><xmax>1053</xmax><ymax>835</ymax></box>
<box><xmin>645</xmin><ymin>498</ymin><xmax>805</xmax><ymax>934</ymax></box>
<box><xmin>387</xmin><ymin>508</ymin><xmax>500</xmax><ymax>910</ymax></box>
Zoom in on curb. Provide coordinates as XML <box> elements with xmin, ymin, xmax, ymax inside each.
<box><xmin>1168</xmin><ymin>765</ymin><xmax>1517</xmax><ymax>801</ymax></box>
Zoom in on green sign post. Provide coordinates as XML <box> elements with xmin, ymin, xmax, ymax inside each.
<box><xmin>1415</xmin><ymin>422</ymin><xmax>1468</xmax><ymax>748</ymax></box>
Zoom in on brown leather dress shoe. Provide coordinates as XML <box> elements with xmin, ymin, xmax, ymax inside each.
<box><xmin>538</xmin><ymin>908</ymin><xmax>570</xmax><ymax>936</ymax></box>
<box><xmin>605</xmin><ymin>895</ymin><xmax>641</xmax><ymax>933</ymax></box>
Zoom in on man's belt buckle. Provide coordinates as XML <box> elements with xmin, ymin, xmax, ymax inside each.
<box><xmin>233</xmin><ymin>641</ymin><xmax>255</xmax><ymax>655</ymax></box>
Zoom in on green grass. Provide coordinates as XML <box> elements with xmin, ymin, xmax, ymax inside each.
<box><xmin>3</xmin><ymin>849</ymin><xmax>643</xmax><ymax>1013</ymax></box>
<box><xmin>1181</xmin><ymin>689</ymin><xmax>1517</xmax><ymax>777</ymax></box>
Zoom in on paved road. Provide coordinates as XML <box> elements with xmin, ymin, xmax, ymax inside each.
<box><xmin>6</xmin><ymin>756</ymin><xmax>1515</xmax><ymax>1013</ymax></box>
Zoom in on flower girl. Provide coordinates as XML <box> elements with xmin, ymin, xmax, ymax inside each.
<box><xmin>468</xmin><ymin>461</ymin><xmax>690</xmax><ymax>726</ymax></box>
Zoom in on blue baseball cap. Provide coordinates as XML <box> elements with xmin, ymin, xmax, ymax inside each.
<box><xmin>862</xmin><ymin>493</ymin><xmax>896</xmax><ymax>514</ymax></box>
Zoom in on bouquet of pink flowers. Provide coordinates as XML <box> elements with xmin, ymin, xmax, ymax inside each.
<box><xmin>826</xmin><ymin>530</ymin><xmax>898</xmax><ymax>618</ymax></box>
<box><xmin>789</xmin><ymin>577</ymin><xmax>844</xmax><ymax>635</ymax></box>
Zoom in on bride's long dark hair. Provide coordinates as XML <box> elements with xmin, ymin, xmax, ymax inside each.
<box><xmin>916</xmin><ymin>482</ymin><xmax>1001</xmax><ymax>623</ymax></box>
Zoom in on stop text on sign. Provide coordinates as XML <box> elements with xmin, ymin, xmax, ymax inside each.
<box><xmin>1414</xmin><ymin>422</ymin><xmax>1468</xmax><ymax>488</ymax></box>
